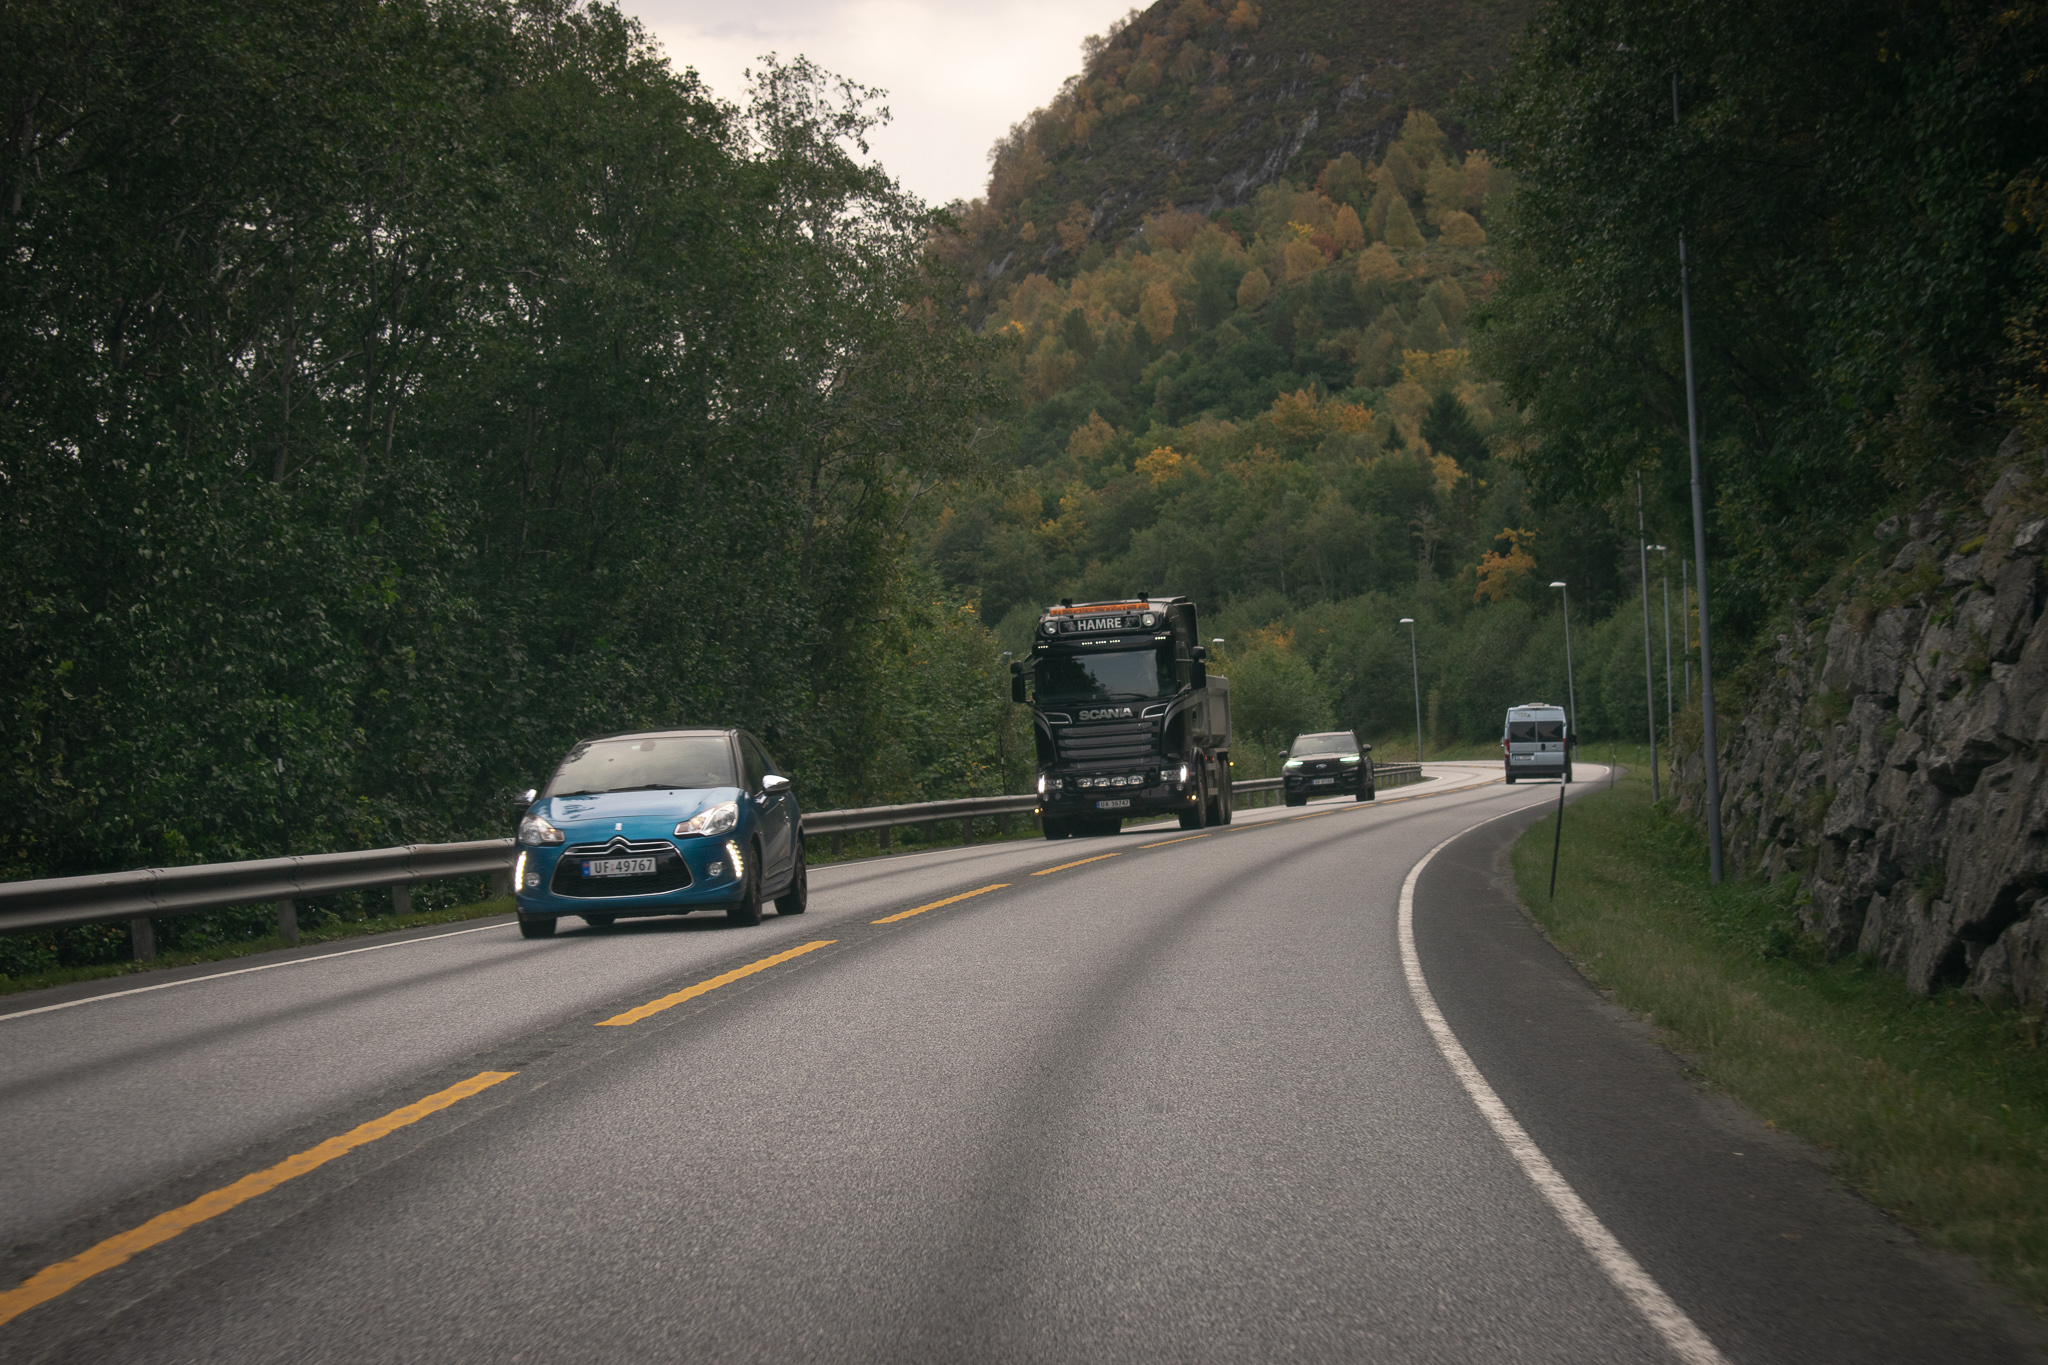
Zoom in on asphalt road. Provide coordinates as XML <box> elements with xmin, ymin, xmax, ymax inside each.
<box><xmin>2</xmin><ymin>763</ymin><xmax>2040</xmax><ymax>1362</ymax></box>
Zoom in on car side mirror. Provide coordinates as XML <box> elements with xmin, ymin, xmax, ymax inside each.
<box><xmin>1360</xmin><ymin>744</ymin><xmax>1372</xmax><ymax>754</ymax></box>
<box><xmin>761</xmin><ymin>773</ymin><xmax>791</xmax><ymax>795</ymax></box>
<box><xmin>518</xmin><ymin>788</ymin><xmax>538</xmax><ymax>807</ymax></box>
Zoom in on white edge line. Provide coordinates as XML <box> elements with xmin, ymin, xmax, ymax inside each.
<box><xmin>1396</xmin><ymin>802</ymin><xmax>1729</xmax><ymax>1365</ymax></box>
<box><xmin>0</xmin><ymin>920</ymin><xmax>511</xmax><ymax>1023</ymax></box>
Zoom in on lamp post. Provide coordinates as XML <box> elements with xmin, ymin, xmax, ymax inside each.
<box><xmin>1549</xmin><ymin>582</ymin><xmax>1577</xmax><ymax>751</ymax></box>
<box><xmin>1399</xmin><ymin>618</ymin><xmax>1423</xmax><ymax>762</ymax></box>
<box><xmin>1653</xmin><ymin>546</ymin><xmax>1674</xmax><ymax>740</ymax></box>
<box><xmin>1635</xmin><ymin>473</ymin><xmax>1659</xmax><ymax>801</ymax></box>
<box><xmin>1680</xmin><ymin>556</ymin><xmax>1693</xmax><ymax>704</ymax></box>
<box><xmin>1676</xmin><ymin>68</ymin><xmax>1724</xmax><ymax>882</ymax></box>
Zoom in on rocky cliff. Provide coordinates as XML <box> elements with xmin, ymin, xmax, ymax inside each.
<box><xmin>1676</xmin><ymin>432</ymin><xmax>2048</xmax><ymax>1013</ymax></box>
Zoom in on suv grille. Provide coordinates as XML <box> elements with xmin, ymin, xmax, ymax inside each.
<box><xmin>550</xmin><ymin>837</ymin><xmax>693</xmax><ymax>898</ymax></box>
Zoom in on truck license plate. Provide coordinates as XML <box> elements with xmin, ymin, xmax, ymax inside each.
<box><xmin>583</xmin><ymin>857</ymin><xmax>657</xmax><ymax>877</ymax></box>
<box><xmin>1312</xmin><ymin>777</ymin><xmax>1335</xmax><ymax>785</ymax></box>
<box><xmin>1095</xmin><ymin>798</ymin><xmax>1131</xmax><ymax>809</ymax></box>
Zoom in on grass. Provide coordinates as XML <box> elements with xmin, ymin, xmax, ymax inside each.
<box><xmin>0</xmin><ymin>896</ymin><xmax>516</xmax><ymax>998</ymax></box>
<box><xmin>1512</xmin><ymin>748</ymin><xmax>2048</xmax><ymax>1311</ymax></box>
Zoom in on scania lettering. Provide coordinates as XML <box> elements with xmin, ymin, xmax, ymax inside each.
<box><xmin>1011</xmin><ymin>595</ymin><xmax>1233</xmax><ymax>838</ymax></box>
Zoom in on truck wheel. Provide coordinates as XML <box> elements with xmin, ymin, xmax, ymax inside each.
<box><xmin>1177</xmin><ymin>792</ymin><xmax>1208</xmax><ymax>830</ymax></box>
<box><xmin>1220</xmin><ymin>783</ymin><xmax>1234</xmax><ymax>825</ymax></box>
<box><xmin>1042</xmin><ymin>817</ymin><xmax>1071</xmax><ymax>840</ymax></box>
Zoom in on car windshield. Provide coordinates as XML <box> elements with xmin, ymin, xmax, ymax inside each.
<box><xmin>1290</xmin><ymin>732</ymin><xmax>1359</xmax><ymax>758</ymax></box>
<box><xmin>546</xmin><ymin>735</ymin><xmax>737</xmax><ymax>796</ymax></box>
<box><xmin>1508</xmin><ymin>718</ymin><xmax>1566</xmax><ymax>742</ymax></box>
<box><xmin>1036</xmin><ymin>646</ymin><xmax>1176</xmax><ymax>702</ymax></box>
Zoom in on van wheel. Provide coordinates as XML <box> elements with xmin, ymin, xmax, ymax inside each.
<box><xmin>1505</xmin><ymin>773</ymin><xmax>1517</xmax><ymax>784</ymax></box>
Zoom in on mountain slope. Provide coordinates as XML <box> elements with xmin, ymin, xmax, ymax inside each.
<box><xmin>937</xmin><ymin>0</ymin><xmax>1534</xmax><ymax>317</ymax></box>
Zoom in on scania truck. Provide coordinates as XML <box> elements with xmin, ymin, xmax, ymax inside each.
<box><xmin>1010</xmin><ymin>595</ymin><xmax>1232</xmax><ymax>838</ymax></box>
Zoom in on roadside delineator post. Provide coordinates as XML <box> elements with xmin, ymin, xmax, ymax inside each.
<box><xmin>1549</xmin><ymin>782</ymin><xmax>1566</xmax><ymax>900</ymax></box>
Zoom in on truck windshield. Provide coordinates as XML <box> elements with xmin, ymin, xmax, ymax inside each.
<box><xmin>1036</xmin><ymin>646</ymin><xmax>1176</xmax><ymax>702</ymax></box>
<box><xmin>546</xmin><ymin>735</ymin><xmax>737</xmax><ymax>796</ymax></box>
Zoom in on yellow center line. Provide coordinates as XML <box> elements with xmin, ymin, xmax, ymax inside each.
<box><xmin>598</xmin><ymin>940</ymin><xmax>835</xmax><ymax>1026</ymax></box>
<box><xmin>873</xmin><ymin>883</ymin><xmax>1008</xmax><ymax>924</ymax></box>
<box><xmin>0</xmin><ymin>1069</ymin><xmax>514</xmax><ymax>1329</ymax></box>
<box><xmin>1032</xmin><ymin>851</ymin><xmax>1123</xmax><ymax>875</ymax></box>
<box><xmin>1139</xmin><ymin>833</ymin><xmax>1211</xmax><ymax>848</ymax></box>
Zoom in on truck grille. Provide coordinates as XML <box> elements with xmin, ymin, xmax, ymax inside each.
<box><xmin>1056</xmin><ymin>719</ymin><xmax>1156</xmax><ymax>765</ymax></box>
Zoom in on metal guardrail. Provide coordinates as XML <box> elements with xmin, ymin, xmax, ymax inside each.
<box><xmin>0</xmin><ymin>763</ymin><xmax>1433</xmax><ymax>958</ymax></box>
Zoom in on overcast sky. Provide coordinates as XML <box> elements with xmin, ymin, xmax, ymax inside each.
<box><xmin>622</xmin><ymin>0</ymin><xmax>1141</xmax><ymax>208</ymax></box>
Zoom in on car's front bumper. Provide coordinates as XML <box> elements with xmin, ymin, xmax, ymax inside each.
<box><xmin>513</xmin><ymin>834</ymin><xmax>747</xmax><ymax>917</ymax></box>
<box><xmin>1283</xmin><ymin>766</ymin><xmax>1366</xmax><ymax>796</ymax></box>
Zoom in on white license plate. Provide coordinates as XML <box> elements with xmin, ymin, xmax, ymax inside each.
<box><xmin>1312</xmin><ymin>777</ymin><xmax>1335</xmax><ymax>785</ymax></box>
<box><xmin>1095</xmin><ymin>798</ymin><xmax>1131</xmax><ymax>809</ymax></box>
<box><xmin>583</xmin><ymin>857</ymin><xmax>656</xmax><ymax>877</ymax></box>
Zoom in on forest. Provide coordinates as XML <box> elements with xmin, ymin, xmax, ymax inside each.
<box><xmin>0</xmin><ymin>0</ymin><xmax>1011</xmax><ymax>913</ymax></box>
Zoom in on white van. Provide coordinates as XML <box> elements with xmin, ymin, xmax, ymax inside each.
<box><xmin>1502</xmin><ymin>703</ymin><xmax>1572</xmax><ymax>783</ymax></box>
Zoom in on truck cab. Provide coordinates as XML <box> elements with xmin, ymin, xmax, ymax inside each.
<box><xmin>1012</xmin><ymin>595</ymin><xmax>1231</xmax><ymax>837</ymax></box>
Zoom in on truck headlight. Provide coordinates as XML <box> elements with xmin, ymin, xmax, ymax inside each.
<box><xmin>1178</xmin><ymin>764</ymin><xmax>1190</xmax><ymax>783</ymax></box>
<box><xmin>677</xmin><ymin>801</ymin><xmax>739</xmax><ymax>837</ymax></box>
<box><xmin>518</xmin><ymin>814</ymin><xmax>566</xmax><ymax>845</ymax></box>
<box><xmin>1037</xmin><ymin>772</ymin><xmax>1048</xmax><ymax>796</ymax></box>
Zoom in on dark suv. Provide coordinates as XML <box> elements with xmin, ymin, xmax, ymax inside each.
<box><xmin>1281</xmin><ymin>731</ymin><xmax>1375</xmax><ymax>806</ymax></box>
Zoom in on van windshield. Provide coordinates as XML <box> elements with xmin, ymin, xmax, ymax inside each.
<box><xmin>1508</xmin><ymin>719</ymin><xmax>1566</xmax><ymax>742</ymax></box>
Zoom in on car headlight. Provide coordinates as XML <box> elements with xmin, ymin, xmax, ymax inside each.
<box><xmin>1283</xmin><ymin>759</ymin><xmax>1303</xmax><ymax>770</ymax></box>
<box><xmin>676</xmin><ymin>800</ymin><xmax>739</xmax><ymax>837</ymax></box>
<box><xmin>518</xmin><ymin>814</ymin><xmax>565</xmax><ymax>845</ymax></box>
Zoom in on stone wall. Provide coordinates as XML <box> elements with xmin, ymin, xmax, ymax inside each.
<box><xmin>1675</xmin><ymin>434</ymin><xmax>2048</xmax><ymax>1013</ymax></box>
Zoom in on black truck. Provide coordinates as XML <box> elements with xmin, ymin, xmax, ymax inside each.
<box><xmin>1010</xmin><ymin>595</ymin><xmax>1232</xmax><ymax>838</ymax></box>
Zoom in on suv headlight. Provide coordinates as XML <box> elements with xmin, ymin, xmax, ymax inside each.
<box><xmin>518</xmin><ymin>814</ymin><xmax>566</xmax><ymax>845</ymax></box>
<box><xmin>676</xmin><ymin>800</ymin><xmax>739</xmax><ymax>837</ymax></box>
<box><xmin>1283</xmin><ymin>759</ymin><xmax>1303</xmax><ymax>770</ymax></box>
<box><xmin>1341</xmin><ymin>755</ymin><xmax>1361</xmax><ymax>764</ymax></box>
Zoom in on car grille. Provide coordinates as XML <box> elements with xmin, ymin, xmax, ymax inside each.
<box><xmin>1055</xmin><ymin>718</ymin><xmax>1156</xmax><ymax>765</ymax></box>
<box><xmin>550</xmin><ymin>837</ymin><xmax>693</xmax><ymax>898</ymax></box>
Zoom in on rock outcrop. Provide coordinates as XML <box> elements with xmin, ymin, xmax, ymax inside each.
<box><xmin>1675</xmin><ymin>436</ymin><xmax>2048</xmax><ymax>1013</ymax></box>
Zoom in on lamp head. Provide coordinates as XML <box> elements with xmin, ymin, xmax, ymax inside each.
<box><xmin>1549</xmin><ymin>581</ymin><xmax>1567</xmax><ymax>589</ymax></box>
<box><xmin>1399</xmin><ymin>617</ymin><xmax>1415</xmax><ymax>625</ymax></box>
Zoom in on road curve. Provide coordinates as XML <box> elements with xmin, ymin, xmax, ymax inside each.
<box><xmin>1</xmin><ymin>763</ymin><xmax>2039</xmax><ymax>1362</ymax></box>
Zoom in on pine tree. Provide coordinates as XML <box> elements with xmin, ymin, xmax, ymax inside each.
<box><xmin>1332</xmin><ymin>204</ymin><xmax>1365</xmax><ymax>253</ymax></box>
<box><xmin>1383</xmin><ymin>194</ymin><xmax>1425</xmax><ymax>251</ymax></box>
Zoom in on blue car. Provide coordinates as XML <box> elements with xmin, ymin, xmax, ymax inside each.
<box><xmin>512</xmin><ymin>728</ymin><xmax>807</xmax><ymax>937</ymax></box>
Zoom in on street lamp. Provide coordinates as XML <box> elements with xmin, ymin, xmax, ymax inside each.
<box><xmin>1211</xmin><ymin>637</ymin><xmax>1225</xmax><ymax>657</ymax></box>
<box><xmin>1652</xmin><ymin>546</ymin><xmax>1674</xmax><ymax>741</ymax></box>
<box><xmin>1549</xmin><ymin>582</ymin><xmax>1578</xmax><ymax>752</ymax></box>
<box><xmin>1399</xmin><ymin>618</ymin><xmax>1423</xmax><ymax>762</ymax></box>
<box><xmin>1635</xmin><ymin>472</ymin><xmax>1660</xmax><ymax>802</ymax></box>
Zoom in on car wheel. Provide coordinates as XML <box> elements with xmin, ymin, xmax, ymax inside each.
<box><xmin>517</xmin><ymin>912</ymin><xmax>556</xmax><ymax>939</ymax></box>
<box><xmin>726</xmin><ymin>849</ymin><xmax>763</xmax><ymax>927</ymax></box>
<box><xmin>583</xmin><ymin>914</ymin><xmax>615</xmax><ymax>929</ymax></box>
<box><xmin>1042</xmin><ymin>817</ymin><xmax>1071</xmax><ymax>840</ymax></box>
<box><xmin>775</xmin><ymin>847</ymin><xmax>808</xmax><ymax>916</ymax></box>
<box><xmin>1356</xmin><ymin>783</ymin><xmax>1374</xmax><ymax>802</ymax></box>
<box><xmin>1283</xmin><ymin>793</ymin><xmax>1304</xmax><ymax>808</ymax></box>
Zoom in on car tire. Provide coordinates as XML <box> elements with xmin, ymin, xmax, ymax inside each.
<box><xmin>583</xmin><ymin>914</ymin><xmax>615</xmax><ymax>929</ymax></box>
<box><xmin>726</xmin><ymin>849</ymin><xmax>763</xmax><ymax>927</ymax></box>
<box><xmin>1042</xmin><ymin>817</ymin><xmax>1071</xmax><ymax>840</ymax></box>
<box><xmin>775</xmin><ymin>847</ymin><xmax>808</xmax><ymax>915</ymax></box>
<box><xmin>1283</xmin><ymin>793</ymin><xmax>1304</xmax><ymax>808</ymax></box>
<box><xmin>517</xmin><ymin>912</ymin><xmax>556</xmax><ymax>939</ymax></box>
<box><xmin>1357</xmin><ymin>783</ymin><xmax>1374</xmax><ymax>802</ymax></box>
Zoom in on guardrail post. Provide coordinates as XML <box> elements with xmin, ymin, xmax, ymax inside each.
<box><xmin>276</xmin><ymin>899</ymin><xmax>298</xmax><ymax>945</ymax></box>
<box><xmin>924</xmin><ymin>820</ymin><xmax>938</xmax><ymax>845</ymax></box>
<box><xmin>961</xmin><ymin>816</ymin><xmax>975</xmax><ymax>846</ymax></box>
<box><xmin>489</xmin><ymin>868</ymin><xmax>512</xmax><ymax>899</ymax></box>
<box><xmin>878</xmin><ymin>825</ymin><xmax>890</xmax><ymax>853</ymax></box>
<box><xmin>391</xmin><ymin>883</ymin><xmax>411</xmax><ymax>917</ymax></box>
<box><xmin>999</xmin><ymin>812</ymin><xmax>1011</xmax><ymax>837</ymax></box>
<box><xmin>830</xmin><ymin>833</ymin><xmax>844</xmax><ymax>858</ymax></box>
<box><xmin>129</xmin><ymin>917</ymin><xmax>156</xmax><ymax>962</ymax></box>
